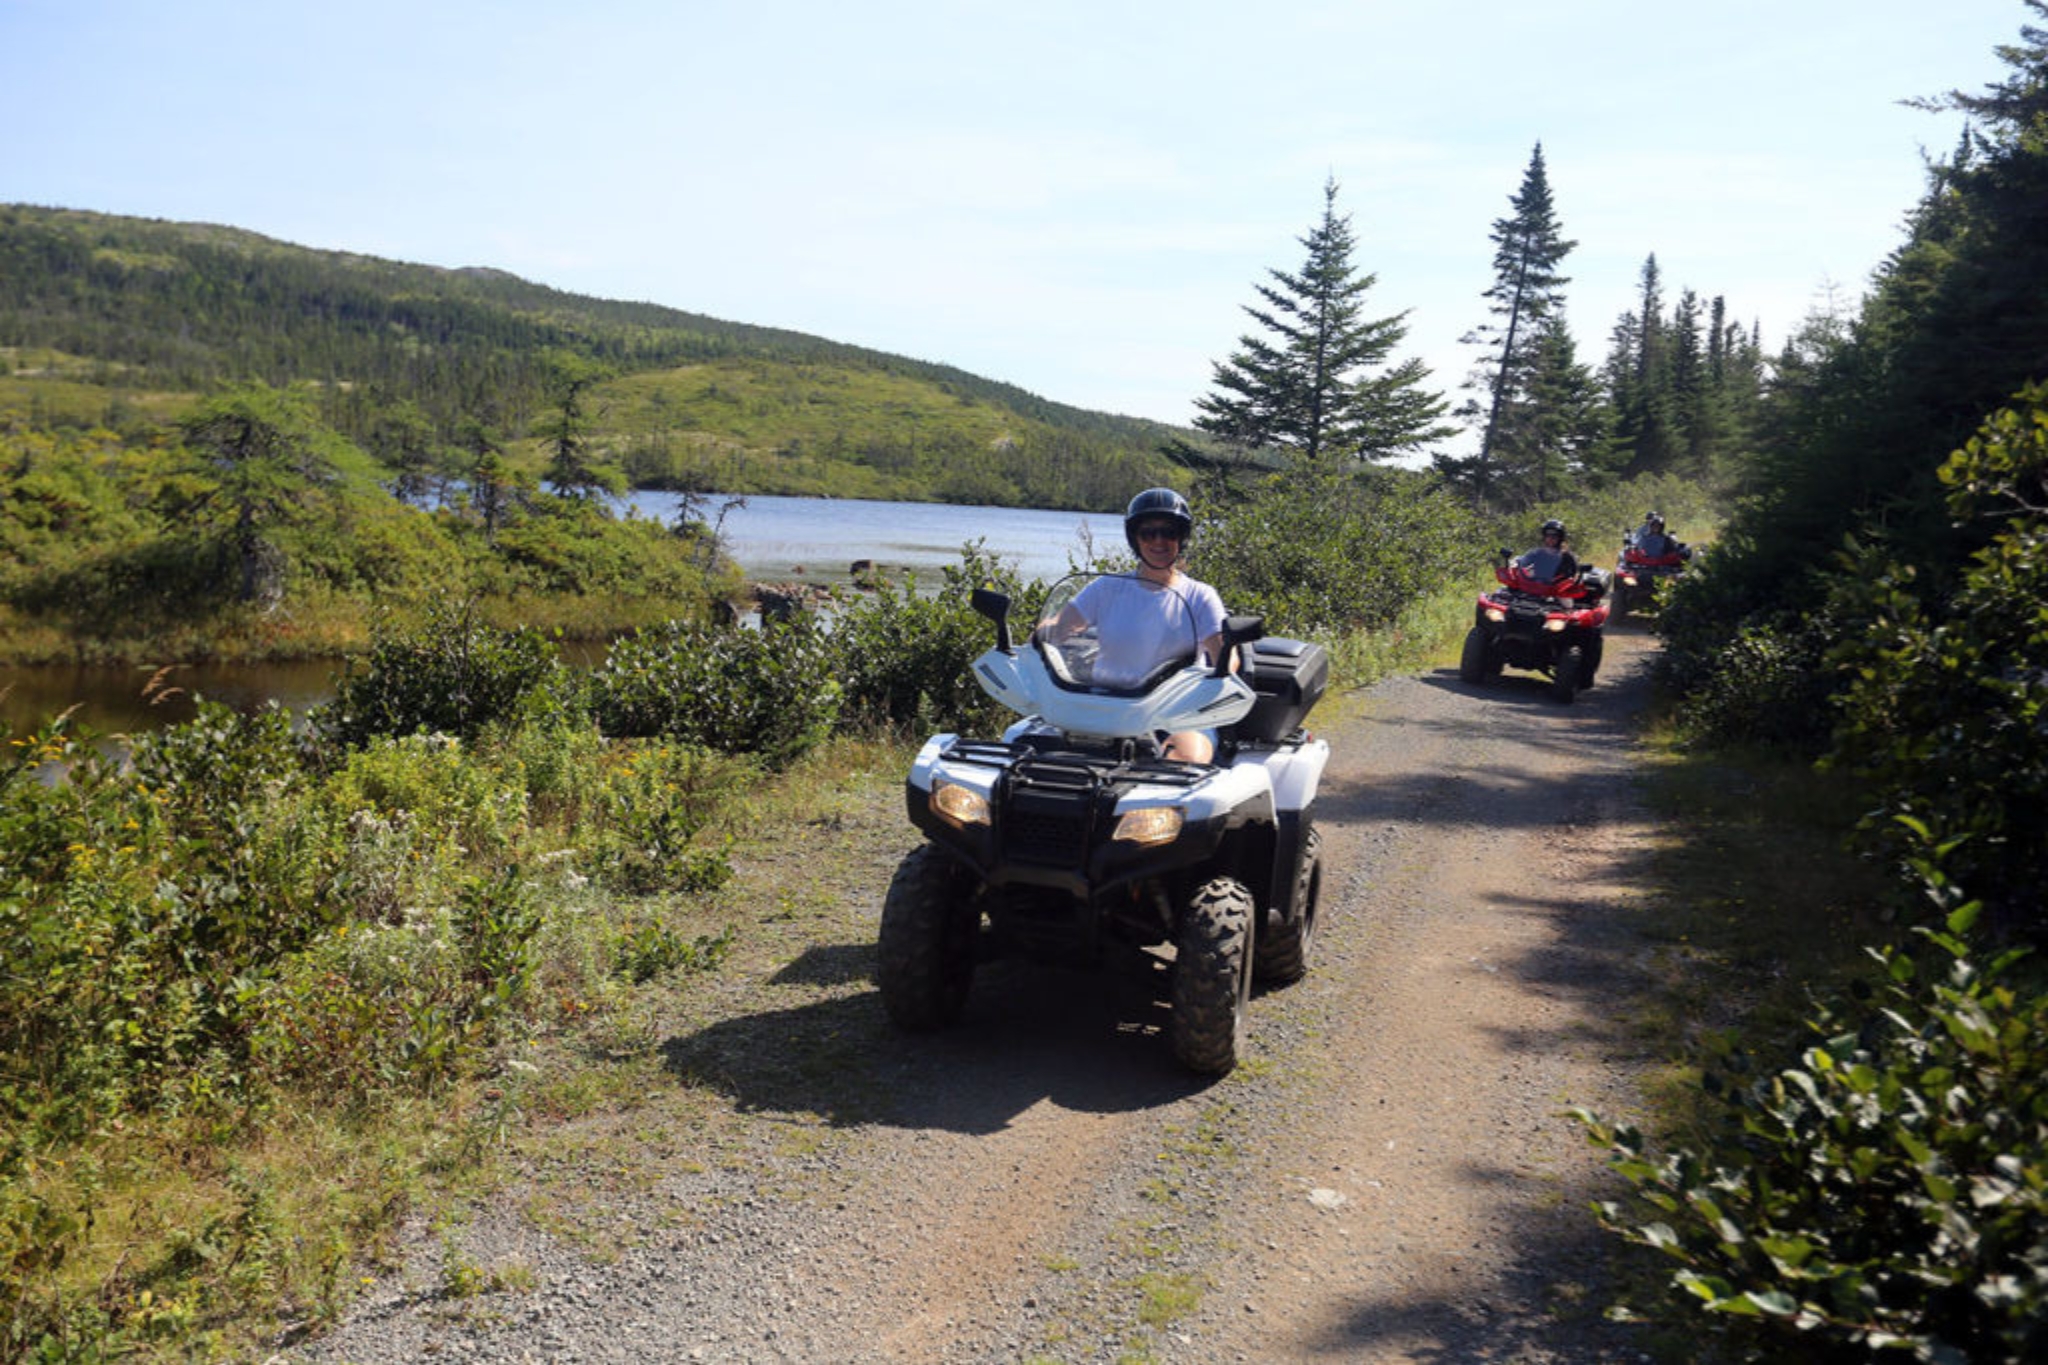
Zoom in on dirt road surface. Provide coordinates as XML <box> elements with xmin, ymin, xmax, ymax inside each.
<box><xmin>290</xmin><ymin>630</ymin><xmax>1668</xmax><ymax>1365</ymax></box>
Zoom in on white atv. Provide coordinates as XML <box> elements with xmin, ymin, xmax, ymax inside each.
<box><xmin>878</xmin><ymin>572</ymin><xmax>1332</xmax><ymax>1075</ymax></box>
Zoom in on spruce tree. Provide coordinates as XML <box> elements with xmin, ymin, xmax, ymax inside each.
<box><xmin>1609</xmin><ymin>254</ymin><xmax>1680</xmax><ymax>477</ymax></box>
<box><xmin>1194</xmin><ymin>178</ymin><xmax>1450</xmax><ymax>465</ymax></box>
<box><xmin>1441</xmin><ymin>144</ymin><xmax>1583</xmax><ymax>508</ymax></box>
<box><xmin>177</xmin><ymin>382</ymin><xmax>347</xmax><ymax>605</ymax></box>
<box><xmin>1516</xmin><ymin>316</ymin><xmax>1612</xmax><ymax>504</ymax></box>
<box><xmin>537</xmin><ymin>351</ymin><xmax>624</xmax><ymax>501</ymax></box>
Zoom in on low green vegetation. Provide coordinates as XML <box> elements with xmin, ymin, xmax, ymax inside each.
<box><xmin>0</xmin><ymin>457</ymin><xmax>1616</xmax><ymax>1360</ymax></box>
<box><xmin>0</xmin><ymin>596</ymin><xmax>868</xmax><ymax>1356</ymax></box>
<box><xmin>3</xmin><ymin>13</ymin><xmax>2042</xmax><ymax>1358</ymax></box>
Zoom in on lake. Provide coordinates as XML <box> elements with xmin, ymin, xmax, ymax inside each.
<box><xmin>1</xmin><ymin>495</ymin><xmax>1125</xmax><ymax>734</ymax></box>
<box><xmin>621</xmin><ymin>491</ymin><xmax>1122</xmax><ymax>585</ymax></box>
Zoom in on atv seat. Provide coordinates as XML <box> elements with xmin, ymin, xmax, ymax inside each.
<box><xmin>1231</xmin><ymin>637</ymin><xmax>1330</xmax><ymax>743</ymax></box>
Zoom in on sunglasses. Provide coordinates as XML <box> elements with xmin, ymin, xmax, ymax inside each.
<box><xmin>1134</xmin><ymin>524</ymin><xmax>1182</xmax><ymax>542</ymax></box>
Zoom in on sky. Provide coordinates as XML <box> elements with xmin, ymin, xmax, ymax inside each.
<box><xmin>2</xmin><ymin>0</ymin><xmax>2030</xmax><ymax>441</ymax></box>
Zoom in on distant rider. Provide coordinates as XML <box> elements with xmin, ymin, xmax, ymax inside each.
<box><xmin>1039</xmin><ymin>487</ymin><xmax>1230</xmax><ymax>763</ymax></box>
<box><xmin>1514</xmin><ymin>518</ymin><xmax>1579</xmax><ymax>585</ymax></box>
<box><xmin>1631</xmin><ymin>512</ymin><xmax>1686</xmax><ymax>561</ymax></box>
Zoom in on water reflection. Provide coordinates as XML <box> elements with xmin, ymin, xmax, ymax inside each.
<box><xmin>1</xmin><ymin>659</ymin><xmax>340</xmax><ymax>736</ymax></box>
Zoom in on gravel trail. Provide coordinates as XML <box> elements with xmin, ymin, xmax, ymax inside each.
<box><xmin>285</xmin><ymin>629</ymin><xmax>1667</xmax><ymax>1365</ymax></box>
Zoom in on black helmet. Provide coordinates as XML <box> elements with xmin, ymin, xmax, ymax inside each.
<box><xmin>1645</xmin><ymin>511</ymin><xmax>1665</xmax><ymax>531</ymax></box>
<box><xmin>1125</xmin><ymin>487</ymin><xmax>1194</xmax><ymax>555</ymax></box>
<box><xmin>1540</xmin><ymin>518</ymin><xmax>1567</xmax><ymax>540</ymax></box>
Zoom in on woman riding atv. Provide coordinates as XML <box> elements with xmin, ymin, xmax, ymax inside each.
<box><xmin>1037</xmin><ymin>487</ymin><xmax>1231</xmax><ymax>762</ymax></box>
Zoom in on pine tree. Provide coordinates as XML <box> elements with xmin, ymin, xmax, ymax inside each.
<box><xmin>1440</xmin><ymin>144</ymin><xmax>1584</xmax><ymax>507</ymax></box>
<box><xmin>537</xmin><ymin>351</ymin><xmax>624</xmax><ymax>501</ymax></box>
<box><xmin>1516</xmin><ymin>316</ymin><xmax>1612</xmax><ymax>504</ymax></box>
<box><xmin>1609</xmin><ymin>255</ymin><xmax>1681</xmax><ymax>476</ymax></box>
<box><xmin>1684</xmin><ymin>295</ymin><xmax>1763</xmax><ymax>483</ymax></box>
<box><xmin>177</xmin><ymin>382</ymin><xmax>347</xmax><ymax>604</ymax></box>
<box><xmin>1195</xmin><ymin>178</ymin><xmax>1450</xmax><ymax>465</ymax></box>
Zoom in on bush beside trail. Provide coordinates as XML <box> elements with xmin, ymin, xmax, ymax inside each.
<box><xmin>1577</xmin><ymin>392</ymin><xmax>2048</xmax><ymax>1362</ymax></box>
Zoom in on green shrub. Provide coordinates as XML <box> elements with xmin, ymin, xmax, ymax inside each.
<box><xmin>1665</xmin><ymin>609</ymin><xmax>1842</xmax><ymax>754</ymax></box>
<box><xmin>127</xmin><ymin>695</ymin><xmax>304</xmax><ymax>828</ymax></box>
<box><xmin>832</xmin><ymin>544</ymin><xmax>1031</xmax><ymax>737</ymax></box>
<box><xmin>588</xmin><ymin>740</ymin><xmax>747</xmax><ymax>894</ymax></box>
<box><xmin>591</xmin><ymin>617</ymin><xmax>839</xmax><ymax>768</ymax></box>
<box><xmin>1579</xmin><ymin>869</ymin><xmax>2048</xmax><ymax>1364</ymax></box>
<box><xmin>613</xmin><ymin>920</ymin><xmax>734</xmax><ymax>985</ymax></box>
<box><xmin>324</xmin><ymin>731</ymin><xmax>527</xmax><ymax>879</ymax></box>
<box><xmin>246</xmin><ymin>919</ymin><xmax>458</xmax><ymax>1098</ymax></box>
<box><xmin>0</xmin><ymin>700</ymin><xmax>347</xmax><ymax>1126</ymax></box>
<box><xmin>453</xmin><ymin>867</ymin><xmax>543</xmax><ymax>1044</ymax></box>
<box><xmin>1196</xmin><ymin>465</ymin><xmax>1481</xmax><ymax>636</ymax></box>
<box><xmin>318</xmin><ymin>606</ymin><xmax>569</xmax><ymax>748</ymax></box>
<box><xmin>1822</xmin><ymin>391</ymin><xmax>2048</xmax><ymax>931</ymax></box>
<box><xmin>496</xmin><ymin>711</ymin><xmax>608</xmax><ymax>824</ymax></box>
<box><xmin>0</xmin><ymin>667</ymin><xmax>765</xmax><ymax>1357</ymax></box>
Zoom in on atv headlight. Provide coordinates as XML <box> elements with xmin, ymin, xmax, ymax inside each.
<box><xmin>1543</xmin><ymin>617</ymin><xmax>1568</xmax><ymax>632</ymax></box>
<box><xmin>1113</xmin><ymin>806</ymin><xmax>1183</xmax><ymax>846</ymax></box>
<box><xmin>929</xmin><ymin>780</ymin><xmax>990</xmax><ymax>829</ymax></box>
<box><xmin>1484</xmin><ymin>607</ymin><xmax>1506</xmax><ymax>623</ymax></box>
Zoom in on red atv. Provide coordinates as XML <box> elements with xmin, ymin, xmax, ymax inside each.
<box><xmin>1611</xmin><ymin>538</ymin><xmax>1692</xmax><ymax>619</ymax></box>
<box><xmin>1459</xmin><ymin>556</ymin><xmax>1610</xmax><ymax>704</ymax></box>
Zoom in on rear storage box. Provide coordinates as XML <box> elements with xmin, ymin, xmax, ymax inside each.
<box><xmin>1234</xmin><ymin>637</ymin><xmax>1330</xmax><ymax>742</ymax></box>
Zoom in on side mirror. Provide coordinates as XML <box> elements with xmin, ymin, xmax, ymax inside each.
<box><xmin>971</xmin><ymin>585</ymin><xmax>1013</xmax><ymax>654</ymax></box>
<box><xmin>1219</xmin><ymin>613</ymin><xmax>1264</xmax><ymax>677</ymax></box>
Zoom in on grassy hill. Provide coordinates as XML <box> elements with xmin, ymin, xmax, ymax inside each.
<box><xmin>0</xmin><ymin>204</ymin><xmax>1192</xmax><ymax>510</ymax></box>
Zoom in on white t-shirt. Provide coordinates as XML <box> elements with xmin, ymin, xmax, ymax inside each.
<box><xmin>1069</xmin><ymin>574</ymin><xmax>1226</xmax><ymax>688</ymax></box>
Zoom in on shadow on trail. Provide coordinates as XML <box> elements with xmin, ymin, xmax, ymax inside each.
<box><xmin>1421</xmin><ymin>668</ymin><xmax>1578</xmax><ymax>710</ymax></box>
<box><xmin>1412</xmin><ymin>661</ymin><xmax>1647</xmax><ymax>720</ymax></box>
<box><xmin>1297</xmin><ymin>646</ymin><xmax>1670</xmax><ymax>1362</ymax></box>
<box><xmin>1299</xmin><ymin>881</ymin><xmax>1664</xmax><ymax>1362</ymax></box>
<box><xmin>661</xmin><ymin>947</ymin><xmax>1211</xmax><ymax>1138</ymax></box>
<box><xmin>1315</xmin><ymin>664</ymin><xmax>1645</xmax><ymax>836</ymax></box>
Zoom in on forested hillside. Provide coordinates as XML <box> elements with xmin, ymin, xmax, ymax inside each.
<box><xmin>0</xmin><ymin>205</ymin><xmax>1208</xmax><ymax>662</ymax></box>
<box><xmin>0</xmin><ymin>205</ymin><xmax>1183</xmax><ymax>509</ymax></box>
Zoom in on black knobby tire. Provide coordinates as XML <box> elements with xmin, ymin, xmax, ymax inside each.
<box><xmin>1611</xmin><ymin>583</ymin><xmax>1631</xmax><ymax>620</ymax></box>
<box><xmin>877</xmin><ymin>844</ymin><xmax>979</xmax><ymax>1030</ymax></box>
<box><xmin>1550</xmin><ymin>644</ymin><xmax>1583</xmax><ymax>704</ymax></box>
<box><xmin>1170</xmin><ymin>875</ymin><xmax>1255</xmax><ymax>1075</ymax></box>
<box><xmin>1254</xmin><ymin>827</ymin><xmax>1322</xmax><ymax>986</ymax></box>
<box><xmin>1458</xmin><ymin>626</ymin><xmax>1490</xmax><ymax>685</ymax></box>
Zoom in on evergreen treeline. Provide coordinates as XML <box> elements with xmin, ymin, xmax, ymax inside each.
<box><xmin>1176</xmin><ymin>159</ymin><xmax>1764</xmax><ymax>520</ymax></box>
<box><xmin>1450</xmin><ymin>149</ymin><xmax>1768</xmax><ymax>510</ymax></box>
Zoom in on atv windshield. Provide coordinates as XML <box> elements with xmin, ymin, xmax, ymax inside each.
<box><xmin>1032</xmin><ymin>572</ymin><xmax>1212</xmax><ymax>693</ymax></box>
